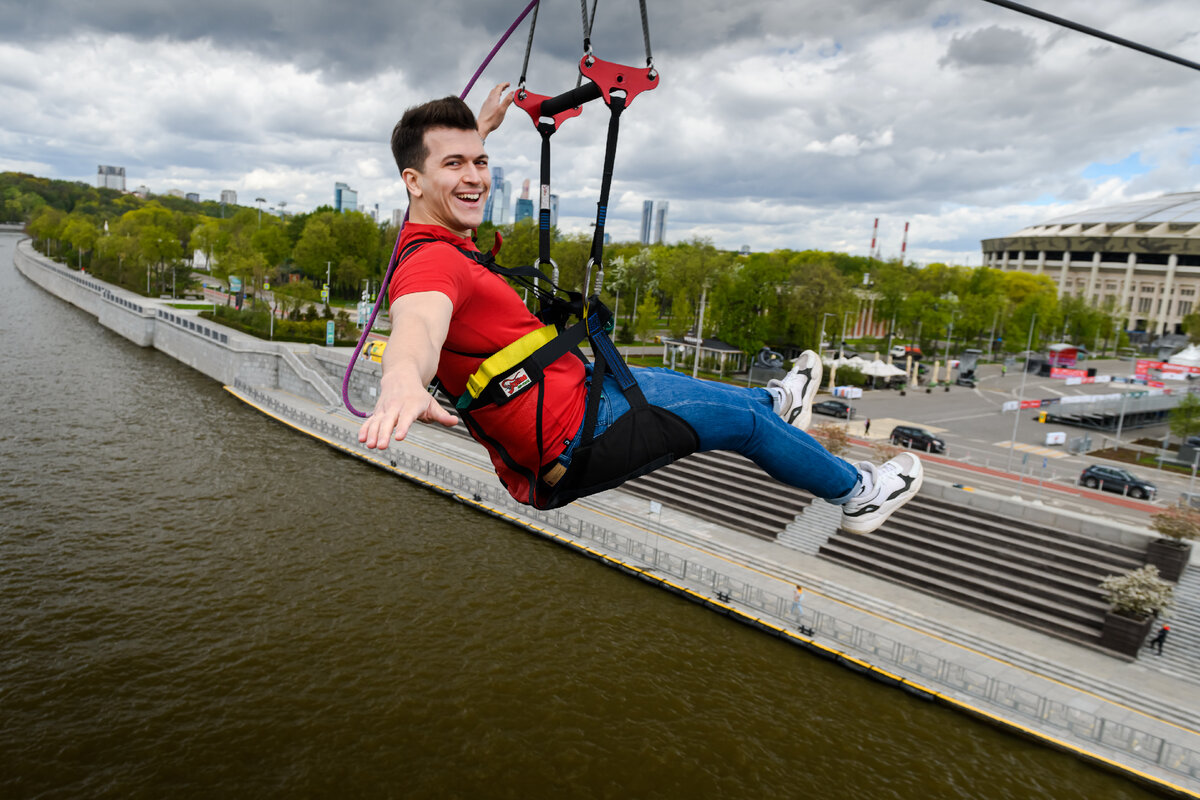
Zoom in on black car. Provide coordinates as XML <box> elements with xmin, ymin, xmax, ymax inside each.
<box><xmin>1078</xmin><ymin>465</ymin><xmax>1157</xmax><ymax>500</ymax></box>
<box><xmin>813</xmin><ymin>399</ymin><xmax>855</xmax><ymax>418</ymax></box>
<box><xmin>890</xmin><ymin>425</ymin><xmax>946</xmax><ymax>453</ymax></box>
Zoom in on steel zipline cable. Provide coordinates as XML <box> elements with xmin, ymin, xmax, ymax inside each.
<box><xmin>980</xmin><ymin>0</ymin><xmax>1200</xmax><ymax>74</ymax></box>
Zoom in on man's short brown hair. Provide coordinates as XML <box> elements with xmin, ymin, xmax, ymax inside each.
<box><xmin>390</xmin><ymin>96</ymin><xmax>478</xmax><ymax>174</ymax></box>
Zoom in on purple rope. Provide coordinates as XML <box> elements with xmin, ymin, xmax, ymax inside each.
<box><xmin>341</xmin><ymin>0</ymin><xmax>541</xmax><ymax>418</ymax></box>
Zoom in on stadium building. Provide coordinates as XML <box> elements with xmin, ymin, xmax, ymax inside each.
<box><xmin>982</xmin><ymin>192</ymin><xmax>1200</xmax><ymax>335</ymax></box>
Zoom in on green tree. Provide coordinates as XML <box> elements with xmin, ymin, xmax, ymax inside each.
<box><xmin>1170</xmin><ymin>393</ymin><xmax>1200</xmax><ymax>443</ymax></box>
<box><xmin>62</xmin><ymin>213</ymin><xmax>100</xmax><ymax>268</ymax></box>
<box><xmin>1183</xmin><ymin>312</ymin><xmax>1200</xmax><ymax>345</ymax></box>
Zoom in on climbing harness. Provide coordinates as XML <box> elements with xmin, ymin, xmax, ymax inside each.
<box><xmin>343</xmin><ymin>0</ymin><xmax>694</xmax><ymax>509</ymax></box>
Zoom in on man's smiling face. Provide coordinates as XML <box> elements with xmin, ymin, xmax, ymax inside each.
<box><xmin>404</xmin><ymin>126</ymin><xmax>490</xmax><ymax>236</ymax></box>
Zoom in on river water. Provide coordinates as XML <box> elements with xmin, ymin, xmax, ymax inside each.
<box><xmin>0</xmin><ymin>232</ymin><xmax>1160</xmax><ymax>799</ymax></box>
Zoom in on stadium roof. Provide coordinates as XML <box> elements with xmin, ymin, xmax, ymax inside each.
<box><xmin>1041</xmin><ymin>192</ymin><xmax>1200</xmax><ymax>226</ymax></box>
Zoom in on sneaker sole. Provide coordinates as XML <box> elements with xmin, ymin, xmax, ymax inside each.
<box><xmin>787</xmin><ymin>355</ymin><xmax>822</xmax><ymax>431</ymax></box>
<box><xmin>840</xmin><ymin>462</ymin><xmax>924</xmax><ymax>535</ymax></box>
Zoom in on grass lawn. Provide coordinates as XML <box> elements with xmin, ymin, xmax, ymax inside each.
<box><xmin>1088</xmin><ymin>446</ymin><xmax>1197</xmax><ymax>476</ymax></box>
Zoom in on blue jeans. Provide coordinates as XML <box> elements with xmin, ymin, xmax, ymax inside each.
<box><xmin>560</xmin><ymin>367</ymin><xmax>860</xmax><ymax>503</ymax></box>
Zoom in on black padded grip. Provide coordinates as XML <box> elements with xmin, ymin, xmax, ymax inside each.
<box><xmin>539</xmin><ymin>81</ymin><xmax>603</xmax><ymax>117</ymax></box>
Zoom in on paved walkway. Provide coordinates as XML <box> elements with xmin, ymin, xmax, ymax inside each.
<box><xmin>228</xmin><ymin>380</ymin><xmax>1200</xmax><ymax>797</ymax></box>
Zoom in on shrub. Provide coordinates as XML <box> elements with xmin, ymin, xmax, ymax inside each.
<box><xmin>810</xmin><ymin>422</ymin><xmax>850</xmax><ymax>457</ymax></box>
<box><xmin>1099</xmin><ymin>565</ymin><xmax>1175</xmax><ymax>618</ymax></box>
<box><xmin>872</xmin><ymin>440</ymin><xmax>904</xmax><ymax>463</ymax></box>
<box><xmin>1150</xmin><ymin>505</ymin><xmax>1200</xmax><ymax>543</ymax></box>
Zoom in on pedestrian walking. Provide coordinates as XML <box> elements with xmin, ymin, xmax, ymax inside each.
<box><xmin>1148</xmin><ymin>625</ymin><xmax>1169</xmax><ymax>655</ymax></box>
<box><xmin>792</xmin><ymin>585</ymin><xmax>804</xmax><ymax>619</ymax></box>
<box><xmin>864</xmin><ymin>418</ymin><xmax>871</xmax><ymax>437</ymax></box>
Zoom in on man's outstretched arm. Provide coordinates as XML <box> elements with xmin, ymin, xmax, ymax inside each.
<box><xmin>358</xmin><ymin>291</ymin><xmax>458</xmax><ymax>449</ymax></box>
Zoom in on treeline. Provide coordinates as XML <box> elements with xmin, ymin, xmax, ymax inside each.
<box><xmin>6</xmin><ymin>170</ymin><xmax>1120</xmax><ymax>357</ymax></box>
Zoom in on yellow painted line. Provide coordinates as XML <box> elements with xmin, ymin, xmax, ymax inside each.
<box><xmin>225</xmin><ymin>386</ymin><xmax>1200</xmax><ymax>797</ymax></box>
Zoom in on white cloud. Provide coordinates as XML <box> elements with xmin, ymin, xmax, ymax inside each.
<box><xmin>0</xmin><ymin>0</ymin><xmax>1198</xmax><ymax>266</ymax></box>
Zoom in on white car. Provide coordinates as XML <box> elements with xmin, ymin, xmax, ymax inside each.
<box><xmin>889</xmin><ymin>344</ymin><xmax>922</xmax><ymax>361</ymax></box>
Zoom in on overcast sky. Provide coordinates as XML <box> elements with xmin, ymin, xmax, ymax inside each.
<box><xmin>2</xmin><ymin>0</ymin><xmax>1198</xmax><ymax>264</ymax></box>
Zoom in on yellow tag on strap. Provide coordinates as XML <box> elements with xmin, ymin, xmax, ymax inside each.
<box><xmin>464</xmin><ymin>325</ymin><xmax>559</xmax><ymax>400</ymax></box>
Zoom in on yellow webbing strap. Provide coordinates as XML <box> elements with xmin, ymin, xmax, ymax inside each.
<box><xmin>464</xmin><ymin>325</ymin><xmax>559</xmax><ymax>400</ymax></box>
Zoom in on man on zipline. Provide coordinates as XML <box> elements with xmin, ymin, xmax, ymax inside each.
<box><xmin>358</xmin><ymin>85</ymin><xmax>923</xmax><ymax>534</ymax></box>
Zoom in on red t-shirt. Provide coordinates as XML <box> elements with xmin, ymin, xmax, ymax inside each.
<box><xmin>388</xmin><ymin>223</ymin><xmax>587</xmax><ymax>504</ymax></box>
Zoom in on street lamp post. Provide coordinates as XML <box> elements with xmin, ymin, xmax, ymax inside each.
<box><xmin>943</xmin><ymin>310</ymin><xmax>958</xmax><ymax>383</ymax></box>
<box><xmin>256</xmin><ymin>197</ymin><xmax>266</xmax><ymax>226</ymax></box>
<box><xmin>1006</xmin><ymin>312</ymin><xmax>1039</xmax><ymax>472</ymax></box>
<box><xmin>818</xmin><ymin>312</ymin><xmax>837</xmax><ymax>356</ymax></box>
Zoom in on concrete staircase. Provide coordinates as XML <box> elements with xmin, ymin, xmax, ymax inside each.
<box><xmin>1143</xmin><ymin>566</ymin><xmax>1200</xmax><ymax>683</ymax></box>
<box><xmin>818</xmin><ymin>493</ymin><xmax>1147</xmax><ymax>647</ymax></box>
<box><xmin>621</xmin><ymin>451</ymin><xmax>813</xmax><ymax>539</ymax></box>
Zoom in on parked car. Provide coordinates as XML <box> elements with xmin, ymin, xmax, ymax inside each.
<box><xmin>889</xmin><ymin>344</ymin><xmax>923</xmax><ymax>361</ymax></box>
<box><xmin>1078</xmin><ymin>465</ymin><xmax>1157</xmax><ymax>500</ymax></box>
<box><xmin>955</xmin><ymin>376</ymin><xmax>977</xmax><ymax>388</ymax></box>
<box><xmin>813</xmin><ymin>399</ymin><xmax>855</xmax><ymax>419</ymax></box>
<box><xmin>361</xmin><ymin>340</ymin><xmax>387</xmax><ymax>363</ymax></box>
<box><xmin>890</xmin><ymin>425</ymin><xmax>946</xmax><ymax>453</ymax></box>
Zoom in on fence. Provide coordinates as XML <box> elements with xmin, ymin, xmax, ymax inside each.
<box><xmin>232</xmin><ymin>381</ymin><xmax>1200</xmax><ymax>785</ymax></box>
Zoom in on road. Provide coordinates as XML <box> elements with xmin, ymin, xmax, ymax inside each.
<box><xmin>819</xmin><ymin>357</ymin><xmax>1195</xmax><ymax>529</ymax></box>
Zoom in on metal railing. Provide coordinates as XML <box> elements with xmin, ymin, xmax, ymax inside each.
<box><xmin>231</xmin><ymin>382</ymin><xmax>1200</xmax><ymax>785</ymax></box>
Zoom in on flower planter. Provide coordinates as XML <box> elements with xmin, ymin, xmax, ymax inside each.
<box><xmin>1099</xmin><ymin>610</ymin><xmax>1155</xmax><ymax>658</ymax></box>
<box><xmin>1145</xmin><ymin>539</ymin><xmax>1192</xmax><ymax>583</ymax></box>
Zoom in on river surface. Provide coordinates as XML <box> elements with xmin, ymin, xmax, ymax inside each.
<box><xmin>0</xmin><ymin>232</ymin><xmax>1160</xmax><ymax>799</ymax></box>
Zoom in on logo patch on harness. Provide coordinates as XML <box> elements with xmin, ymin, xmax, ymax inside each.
<box><xmin>500</xmin><ymin>368</ymin><xmax>533</xmax><ymax>398</ymax></box>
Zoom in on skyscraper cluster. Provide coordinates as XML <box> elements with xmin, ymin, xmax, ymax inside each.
<box><xmin>641</xmin><ymin>200</ymin><xmax>669</xmax><ymax>245</ymax></box>
<box><xmin>481</xmin><ymin>166</ymin><xmax>556</xmax><ymax>229</ymax></box>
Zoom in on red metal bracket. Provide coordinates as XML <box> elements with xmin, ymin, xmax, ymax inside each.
<box><xmin>514</xmin><ymin>90</ymin><xmax>584</xmax><ymax>131</ymax></box>
<box><xmin>579</xmin><ymin>54</ymin><xmax>659</xmax><ymax>107</ymax></box>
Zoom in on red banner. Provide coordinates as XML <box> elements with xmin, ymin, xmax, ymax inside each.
<box><xmin>1051</xmin><ymin>367</ymin><xmax>1087</xmax><ymax>378</ymax></box>
<box><xmin>1136</xmin><ymin>359</ymin><xmax>1200</xmax><ymax>376</ymax></box>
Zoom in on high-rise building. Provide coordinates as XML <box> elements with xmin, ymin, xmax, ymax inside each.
<box><xmin>640</xmin><ymin>200</ymin><xmax>654</xmax><ymax>245</ymax></box>
<box><xmin>97</xmin><ymin>165</ymin><xmax>125</xmax><ymax>191</ymax></box>
<box><xmin>220</xmin><ymin>189</ymin><xmax>237</xmax><ymax>205</ymax></box>
<box><xmin>498</xmin><ymin>179</ymin><xmax>512</xmax><ymax>224</ymax></box>
<box><xmin>335</xmin><ymin>182</ymin><xmax>358</xmax><ymax>213</ymax></box>
<box><xmin>514</xmin><ymin>179</ymin><xmax>533</xmax><ymax>223</ymax></box>
<box><xmin>549</xmin><ymin>193</ymin><xmax>559</xmax><ymax>228</ymax></box>
<box><xmin>483</xmin><ymin>166</ymin><xmax>505</xmax><ymax>223</ymax></box>
<box><xmin>654</xmin><ymin>201</ymin><xmax>669</xmax><ymax>244</ymax></box>
<box><xmin>185</xmin><ymin>192</ymin><xmax>200</xmax><ymax>203</ymax></box>
<box><xmin>392</xmin><ymin>208</ymin><xmax>405</xmax><ymax>227</ymax></box>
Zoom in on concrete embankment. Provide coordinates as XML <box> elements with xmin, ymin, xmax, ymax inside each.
<box><xmin>13</xmin><ymin>236</ymin><xmax>1200</xmax><ymax>797</ymax></box>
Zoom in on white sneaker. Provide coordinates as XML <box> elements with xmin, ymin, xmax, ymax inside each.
<box><xmin>840</xmin><ymin>453</ymin><xmax>923</xmax><ymax>534</ymax></box>
<box><xmin>768</xmin><ymin>350</ymin><xmax>822</xmax><ymax>431</ymax></box>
